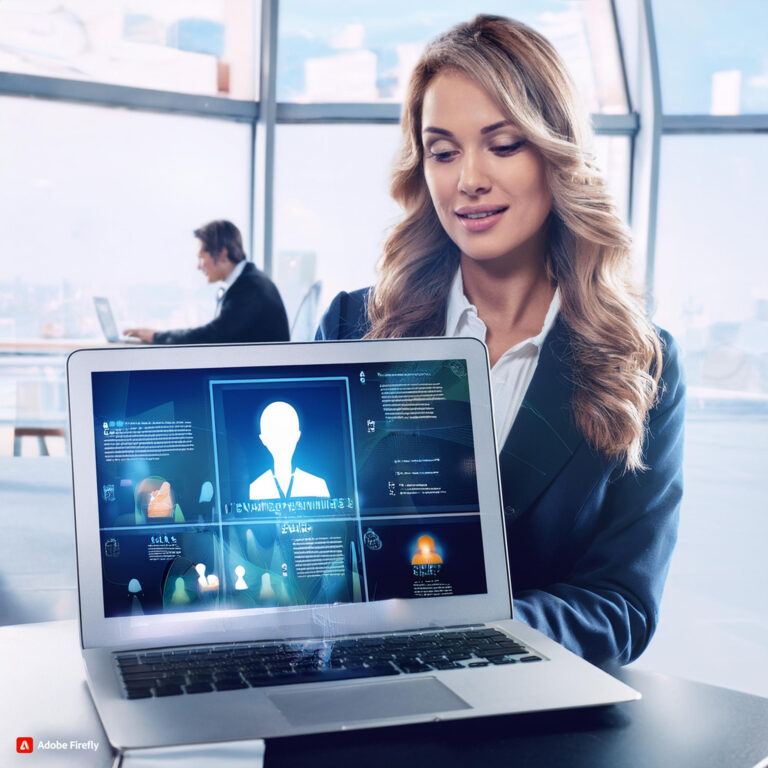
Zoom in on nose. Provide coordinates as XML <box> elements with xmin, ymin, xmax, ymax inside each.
<box><xmin>458</xmin><ymin>150</ymin><xmax>491</xmax><ymax>196</ymax></box>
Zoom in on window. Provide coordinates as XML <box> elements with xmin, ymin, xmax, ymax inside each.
<box><xmin>653</xmin><ymin>0</ymin><xmax>768</xmax><ymax>114</ymax></box>
<box><xmin>277</xmin><ymin>0</ymin><xmax>627</xmax><ymax>113</ymax></box>
<box><xmin>653</xmin><ymin>135</ymin><xmax>768</xmax><ymax>400</ymax></box>
<box><xmin>0</xmin><ymin>0</ymin><xmax>257</xmax><ymax>100</ymax></box>
<box><xmin>0</xmin><ymin>96</ymin><xmax>252</xmax><ymax>339</ymax></box>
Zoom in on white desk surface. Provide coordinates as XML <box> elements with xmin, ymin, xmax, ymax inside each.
<box><xmin>0</xmin><ymin>620</ymin><xmax>113</xmax><ymax>767</ymax></box>
<box><xmin>0</xmin><ymin>620</ymin><xmax>266</xmax><ymax>767</ymax></box>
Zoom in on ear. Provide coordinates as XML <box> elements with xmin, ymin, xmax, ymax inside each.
<box><xmin>219</xmin><ymin>246</ymin><xmax>230</xmax><ymax>262</ymax></box>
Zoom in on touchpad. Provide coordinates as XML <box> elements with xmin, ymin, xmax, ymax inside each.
<box><xmin>268</xmin><ymin>676</ymin><xmax>470</xmax><ymax>727</ymax></box>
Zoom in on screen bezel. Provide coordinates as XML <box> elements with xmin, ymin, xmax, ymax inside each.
<box><xmin>68</xmin><ymin>338</ymin><xmax>513</xmax><ymax>650</ymax></box>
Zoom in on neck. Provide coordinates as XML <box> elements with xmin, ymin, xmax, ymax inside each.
<box><xmin>272</xmin><ymin>459</ymin><xmax>294</xmax><ymax>492</ymax></box>
<box><xmin>461</xmin><ymin>259</ymin><xmax>553</xmax><ymax>332</ymax></box>
<box><xmin>217</xmin><ymin>258</ymin><xmax>237</xmax><ymax>283</ymax></box>
<box><xmin>459</xmin><ymin>232</ymin><xmax>555</xmax><ymax>365</ymax></box>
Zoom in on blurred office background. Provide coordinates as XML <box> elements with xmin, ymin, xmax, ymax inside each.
<box><xmin>0</xmin><ymin>1</ymin><xmax>766</xmax><ymax>697</ymax></box>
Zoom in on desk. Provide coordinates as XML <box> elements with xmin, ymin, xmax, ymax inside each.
<box><xmin>1</xmin><ymin>620</ymin><xmax>767</xmax><ymax>767</ymax></box>
<box><xmin>0</xmin><ymin>338</ymin><xmax>117</xmax><ymax>353</ymax></box>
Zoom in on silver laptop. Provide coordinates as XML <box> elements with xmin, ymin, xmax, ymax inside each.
<box><xmin>67</xmin><ymin>338</ymin><xmax>638</xmax><ymax>750</ymax></box>
<box><xmin>93</xmin><ymin>297</ymin><xmax>140</xmax><ymax>343</ymax></box>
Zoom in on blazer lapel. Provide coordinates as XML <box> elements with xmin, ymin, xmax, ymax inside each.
<box><xmin>498</xmin><ymin>317</ymin><xmax>584</xmax><ymax>518</ymax></box>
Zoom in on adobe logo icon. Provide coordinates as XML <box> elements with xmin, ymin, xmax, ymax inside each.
<box><xmin>16</xmin><ymin>737</ymin><xmax>34</xmax><ymax>753</ymax></box>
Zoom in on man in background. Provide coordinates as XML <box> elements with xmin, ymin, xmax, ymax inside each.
<box><xmin>125</xmin><ymin>220</ymin><xmax>290</xmax><ymax>344</ymax></box>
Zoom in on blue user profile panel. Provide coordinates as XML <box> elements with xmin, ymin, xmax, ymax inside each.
<box><xmin>91</xmin><ymin>358</ymin><xmax>486</xmax><ymax>618</ymax></box>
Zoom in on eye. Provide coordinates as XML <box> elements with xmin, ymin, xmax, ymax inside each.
<box><xmin>426</xmin><ymin>150</ymin><xmax>458</xmax><ymax>162</ymax></box>
<box><xmin>425</xmin><ymin>140</ymin><xmax>459</xmax><ymax>163</ymax></box>
<box><xmin>490</xmin><ymin>139</ymin><xmax>527</xmax><ymax>156</ymax></box>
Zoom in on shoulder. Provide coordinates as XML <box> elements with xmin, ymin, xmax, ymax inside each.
<box><xmin>250</xmin><ymin>470</ymin><xmax>273</xmax><ymax>486</ymax></box>
<box><xmin>315</xmin><ymin>287</ymin><xmax>372</xmax><ymax>340</ymax></box>
<box><xmin>229</xmin><ymin>262</ymin><xmax>284</xmax><ymax>306</ymax></box>
<box><xmin>294</xmin><ymin>468</ymin><xmax>330</xmax><ymax>495</ymax></box>
<box><xmin>651</xmin><ymin>327</ymin><xmax>686</xmax><ymax>423</ymax></box>
<box><xmin>234</xmin><ymin>262</ymin><xmax>274</xmax><ymax>290</ymax></box>
<box><xmin>249</xmin><ymin>471</ymin><xmax>275</xmax><ymax>497</ymax></box>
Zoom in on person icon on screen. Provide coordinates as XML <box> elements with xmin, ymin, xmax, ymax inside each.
<box><xmin>411</xmin><ymin>536</ymin><xmax>443</xmax><ymax>565</ymax></box>
<box><xmin>249</xmin><ymin>401</ymin><xmax>330</xmax><ymax>500</ymax></box>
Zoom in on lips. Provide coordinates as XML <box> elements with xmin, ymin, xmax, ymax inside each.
<box><xmin>455</xmin><ymin>205</ymin><xmax>508</xmax><ymax>232</ymax></box>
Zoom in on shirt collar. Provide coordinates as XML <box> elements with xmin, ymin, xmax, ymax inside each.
<box><xmin>445</xmin><ymin>267</ymin><xmax>476</xmax><ymax>336</ymax></box>
<box><xmin>444</xmin><ymin>266</ymin><xmax>561</xmax><ymax>350</ymax></box>
<box><xmin>221</xmin><ymin>259</ymin><xmax>247</xmax><ymax>291</ymax></box>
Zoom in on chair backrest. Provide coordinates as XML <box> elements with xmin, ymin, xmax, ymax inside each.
<box><xmin>290</xmin><ymin>280</ymin><xmax>322</xmax><ymax>342</ymax></box>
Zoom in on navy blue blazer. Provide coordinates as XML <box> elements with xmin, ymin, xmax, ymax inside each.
<box><xmin>153</xmin><ymin>262</ymin><xmax>290</xmax><ymax>345</ymax></box>
<box><xmin>316</xmin><ymin>288</ymin><xmax>685</xmax><ymax>666</ymax></box>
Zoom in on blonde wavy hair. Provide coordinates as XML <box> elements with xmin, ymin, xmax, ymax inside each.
<box><xmin>366</xmin><ymin>14</ymin><xmax>663</xmax><ymax>472</ymax></box>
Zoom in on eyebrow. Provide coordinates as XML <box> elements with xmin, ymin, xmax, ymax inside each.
<box><xmin>422</xmin><ymin>120</ymin><xmax>515</xmax><ymax>138</ymax></box>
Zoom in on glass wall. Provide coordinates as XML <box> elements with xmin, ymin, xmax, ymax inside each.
<box><xmin>654</xmin><ymin>135</ymin><xmax>768</xmax><ymax>400</ymax></box>
<box><xmin>626</xmin><ymin>1</ymin><xmax>768</xmax><ymax>698</ymax></box>
<box><xmin>0</xmin><ymin>0</ymin><xmax>257</xmax><ymax>100</ymax></box>
<box><xmin>0</xmin><ymin>96</ymin><xmax>252</xmax><ymax>340</ymax></box>
<box><xmin>277</xmin><ymin>0</ymin><xmax>626</xmax><ymax>113</ymax></box>
<box><xmin>653</xmin><ymin>0</ymin><xmax>768</xmax><ymax>114</ymax></box>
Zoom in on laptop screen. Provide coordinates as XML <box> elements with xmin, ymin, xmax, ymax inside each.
<box><xmin>91</xmin><ymin>358</ymin><xmax>488</xmax><ymax>619</ymax></box>
<box><xmin>93</xmin><ymin>297</ymin><xmax>119</xmax><ymax>343</ymax></box>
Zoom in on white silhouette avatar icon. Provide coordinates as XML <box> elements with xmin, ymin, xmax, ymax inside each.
<box><xmin>249</xmin><ymin>401</ymin><xmax>330</xmax><ymax>500</ymax></box>
<box><xmin>194</xmin><ymin>562</ymin><xmax>219</xmax><ymax>593</ymax></box>
<box><xmin>234</xmin><ymin>565</ymin><xmax>248</xmax><ymax>591</ymax></box>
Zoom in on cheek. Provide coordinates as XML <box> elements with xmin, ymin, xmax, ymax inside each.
<box><xmin>424</xmin><ymin>168</ymin><xmax>453</xmax><ymax>219</ymax></box>
<box><xmin>510</xmin><ymin>163</ymin><xmax>552</xmax><ymax>221</ymax></box>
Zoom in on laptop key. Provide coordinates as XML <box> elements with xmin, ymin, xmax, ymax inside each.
<box><xmin>185</xmin><ymin>682</ymin><xmax>215</xmax><ymax>694</ymax></box>
<box><xmin>126</xmin><ymin>688</ymin><xmax>153</xmax><ymax>699</ymax></box>
<box><xmin>154</xmin><ymin>685</ymin><xmax>184</xmax><ymax>697</ymax></box>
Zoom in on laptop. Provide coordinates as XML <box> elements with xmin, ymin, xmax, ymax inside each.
<box><xmin>67</xmin><ymin>338</ymin><xmax>639</xmax><ymax>750</ymax></box>
<box><xmin>93</xmin><ymin>297</ymin><xmax>140</xmax><ymax>344</ymax></box>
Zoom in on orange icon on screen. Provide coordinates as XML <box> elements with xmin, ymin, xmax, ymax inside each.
<box><xmin>411</xmin><ymin>536</ymin><xmax>443</xmax><ymax>565</ymax></box>
<box><xmin>147</xmin><ymin>481</ymin><xmax>173</xmax><ymax>518</ymax></box>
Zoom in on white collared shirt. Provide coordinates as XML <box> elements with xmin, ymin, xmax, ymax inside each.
<box><xmin>215</xmin><ymin>260</ymin><xmax>247</xmax><ymax>316</ymax></box>
<box><xmin>444</xmin><ymin>268</ymin><xmax>561</xmax><ymax>449</ymax></box>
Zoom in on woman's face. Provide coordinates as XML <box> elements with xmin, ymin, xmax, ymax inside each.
<box><xmin>421</xmin><ymin>71</ymin><xmax>552</xmax><ymax>267</ymax></box>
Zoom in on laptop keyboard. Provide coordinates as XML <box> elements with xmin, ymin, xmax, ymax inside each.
<box><xmin>117</xmin><ymin>627</ymin><xmax>544</xmax><ymax>699</ymax></box>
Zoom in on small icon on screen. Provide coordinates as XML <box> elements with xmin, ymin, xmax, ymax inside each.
<box><xmin>104</xmin><ymin>538</ymin><xmax>120</xmax><ymax>557</ymax></box>
<box><xmin>16</xmin><ymin>737</ymin><xmax>34</xmax><ymax>753</ymax></box>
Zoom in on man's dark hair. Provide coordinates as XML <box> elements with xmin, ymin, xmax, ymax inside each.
<box><xmin>194</xmin><ymin>220</ymin><xmax>246</xmax><ymax>263</ymax></box>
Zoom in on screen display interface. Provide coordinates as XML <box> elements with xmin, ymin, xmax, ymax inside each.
<box><xmin>92</xmin><ymin>359</ymin><xmax>487</xmax><ymax>618</ymax></box>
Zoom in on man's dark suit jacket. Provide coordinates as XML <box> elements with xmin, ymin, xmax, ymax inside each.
<box><xmin>316</xmin><ymin>288</ymin><xmax>685</xmax><ymax>666</ymax></box>
<box><xmin>153</xmin><ymin>262</ymin><xmax>290</xmax><ymax>345</ymax></box>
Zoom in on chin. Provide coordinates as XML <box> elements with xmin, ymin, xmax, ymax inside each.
<box><xmin>459</xmin><ymin>245</ymin><xmax>513</xmax><ymax>264</ymax></box>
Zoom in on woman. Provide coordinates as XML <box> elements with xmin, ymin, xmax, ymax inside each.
<box><xmin>316</xmin><ymin>15</ymin><xmax>684</xmax><ymax>666</ymax></box>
